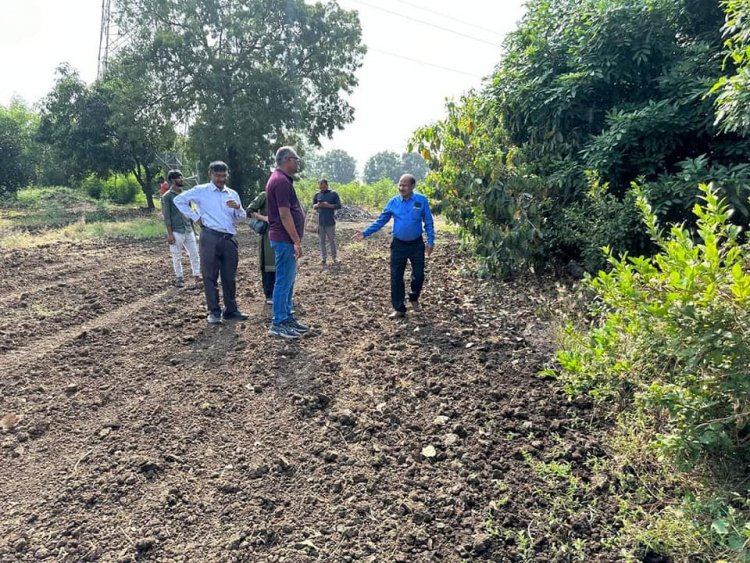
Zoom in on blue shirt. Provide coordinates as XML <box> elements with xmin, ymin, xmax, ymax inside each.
<box><xmin>363</xmin><ymin>192</ymin><xmax>435</xmax><ymax>246</ymax></box>
<box><xmin>174</xmin><ymin>183</ymin><xmax>247</xmax><ymax>235</ymax></box>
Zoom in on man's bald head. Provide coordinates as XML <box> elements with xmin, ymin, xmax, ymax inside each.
<box><xmin>398</xmin><ymin>174</ymin><xmax>416</xmax><ymax>198</ymax></box>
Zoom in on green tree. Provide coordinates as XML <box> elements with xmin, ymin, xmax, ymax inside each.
<box><xmin>312</xmin><ymin>149</ymin><xmax>357</xmax><ymax>183</ymax></box>
<box><xmin>37</xmin><ymin>65</ymin><xmax>125</xmax><ymax>183</ymax></box>
<box><xmin>0</xmin><ymin>110</ymin><xmax>29</xmax><ymax>194</ymax></box>
<box><xmin>413</xmin><ymin>0</ymin><xmax>749</xmax><ymax>276</ymax></box>
<box><xmin>114</xmin><ymin>0</ymin><xmax>365</xmax><ymax>198</ymax></box>
<box><xmin>100</xmin><ymin>55</ymin><xmax>177</xmax><ymax>209</ymax></box>
<box><xmin>0</xmin><ymin>98</ymin><xmax>44</xmax><ymax>193</ymax></box>
<box><xmin>713</xmin><ymin>0</ymin><xmax>750</xmax><ymax>133</ymax></box>
<box><xmin>36</xmin><ymin>64</ymin><xmax>176</xmax><ymax>209</ymax></box>
<box><xmin>401</xmin><ymin>152</ymin><xmax>428</xmax><ymax>182</ymax></box>
<box><xmin>363</xmin><ymin>150</ymin><xmax>401</xmax><ymax>184</ymax></box>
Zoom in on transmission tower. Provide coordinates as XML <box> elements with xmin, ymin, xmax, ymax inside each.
<box><xmin>97</xmin><ymin>0</ymin><xmax>130</xmax><ymax>79</ymax></box>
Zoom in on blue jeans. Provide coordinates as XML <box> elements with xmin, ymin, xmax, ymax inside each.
<box><xmin>270</xmin><ymin>240</ymin><xmax>296</xmax><ymax>325</ymax></box>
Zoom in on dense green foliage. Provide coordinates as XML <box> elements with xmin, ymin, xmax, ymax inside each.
<box><xmin>413</xmin><ymin>0</ymin><xmax>750</xmax><ymax>276</ymax></box>
<box><xmin>81</xmin><ymin>174</ymin><xmax>141</xmax><ymax>205</ymax></box>
<box><xmin>713</xmin><ymin>0</ymin><xmax>750</xmax><ymax>133</ymax></box>
<box><xmin>551</xmin><ymin>185</ymin><xmax>750</xmax><ymax>558</ymax></box>
<box><xmin>35</xmin><ymin>64</ymin><xmax>175</xmax><ymax>209</ymax></box>
<box><xmin>115</xmin><ymin>0</ymin><xmax>365</xmax><ymax>197</ymax></box>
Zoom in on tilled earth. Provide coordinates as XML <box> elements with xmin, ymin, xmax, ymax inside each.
<box><xmin>0</xmin><ymin>223</ymin><xmax>622</xmax><ymax>562</ymax></box>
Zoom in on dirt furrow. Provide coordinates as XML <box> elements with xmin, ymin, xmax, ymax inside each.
<box><xmin>0</xmin><ymin>227</ymin><xmax>620</xmax><ymax>562</ymax></box>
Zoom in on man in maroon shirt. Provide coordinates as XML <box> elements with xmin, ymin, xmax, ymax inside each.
<box><xmin>266</xmin><ymin>146</ymin><xmax>310</xmax><ymax>339</ymax></box>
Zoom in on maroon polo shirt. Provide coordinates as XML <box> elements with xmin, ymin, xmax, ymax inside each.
<box><xmin>266</xmin><ymin>169</ymin><xmax>305</xmax><ymax>243</ymax></box>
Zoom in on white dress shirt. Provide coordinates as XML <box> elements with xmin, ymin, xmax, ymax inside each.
<box><xmin>174</xmin><ymin>183</ymin><xmax>247</xmax><ymax>235</ymax></box>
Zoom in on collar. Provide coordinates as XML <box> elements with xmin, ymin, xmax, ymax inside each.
<box><xmin>400</xmin><ymin>193</ymin><xmax>414</xmax><ymax>202</ymax></box>
<box><xmin>209</xmin><ymin>182</ymin><xmax>226</xmax><ymax>192</ymax></box>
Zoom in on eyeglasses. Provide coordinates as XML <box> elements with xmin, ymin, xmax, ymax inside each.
<box><xmin>286</xmin><ymin>156</ymin><xmax>300</xmax><ymax>161</ymax></box>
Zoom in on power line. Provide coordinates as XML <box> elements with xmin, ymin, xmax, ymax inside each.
<box><xmin>369</xmin><ymin>47</ymin><xmax>485</xmax><ymax>79</ymax></box>
<box><xmin>349</xmin><ymin>0</ymin><xmax>500</xmax><ymax>48</ymax></box>
<box><xmin>394</xmin><ymin>0</ymin><xmax>502</xmax><ymax>37</ymax></box>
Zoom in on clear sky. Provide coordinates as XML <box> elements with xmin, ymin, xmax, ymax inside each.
<box><xmin>0</xmin><ymin>0</ymin><xmax>526</xmax><ymax>174</ymax></box>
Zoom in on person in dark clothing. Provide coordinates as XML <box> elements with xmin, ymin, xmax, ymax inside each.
<box><xmin>247</xmin><ymin>191</ymin><xmax>275</xmax><ymax>304</ymax></box>
<box><xmin>354</xmin><ymin>174</ymin><xmax>435</xmax><ymax>319</ymax></box>
<box><xmin>266</xmin><ymin>146</ymin><xmax>310</xmax><ymax>339</ymax></box>
<box><xmin>312</xmin><ymin>178</ymin><xmax>342</xmax><ymax>265</ymax></box>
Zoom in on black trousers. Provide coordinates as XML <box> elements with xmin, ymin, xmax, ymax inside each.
<box><xmin>261</xmin><ymin>270</ymin><xmax>276</xmax><ymax>298</ymax></box>
<box><xmin>260</xmin><ymin>238</ymin><xmax>276</xmax><ymax>298</ymax></box>
<box><xmin>390</xmin><ymin>238</ymin><xmax>425</xmax><ymax>312</ymax></box>
<box><xmin>199</xmin><ymin>228</ymin><xmax>239</xmax><ymax>316</ymax></box>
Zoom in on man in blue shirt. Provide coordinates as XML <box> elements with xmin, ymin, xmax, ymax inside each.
<box><xmin>354</xmin><ymin>174</ymin><xmax>435</xmax><ymax>318</ymax></box>
<box><xmin>174</xmin><ymin>161</ymin><xmax>249</xmax><ymax>325</ymax></box>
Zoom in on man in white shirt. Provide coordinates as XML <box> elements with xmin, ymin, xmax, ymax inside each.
<box><xmin>174</xmin><ymin>161</ymin><xmax>249</xmax><ymax>324</ymax></box>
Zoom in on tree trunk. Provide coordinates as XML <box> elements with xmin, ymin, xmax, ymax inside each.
<box><xmin>132</xmin><ymin>158</ymin><xmax>156</xmax><ymax>210</ymax></box>
<box><xmin>144</xmin><ymin>171</ymin><xmax>155</xmax><ymax>210</ymax></box>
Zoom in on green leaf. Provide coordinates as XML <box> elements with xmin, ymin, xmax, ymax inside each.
<box><xmin>712</xmin><ymin>519</ymin><xmax>730</xmax><ymax>535</ymax></box>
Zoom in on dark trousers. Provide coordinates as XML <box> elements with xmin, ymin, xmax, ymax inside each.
<box><xmin>260</xmin><ymin>238</ymin><xmax>276</xmax><ymax>298</ymax></box>
<box><xmin>199</xmin><ymin>229</ymin><xmax>239</xmax><ymax>316</ymax></box>
<box><xmin>390</xmin><ymin>238</ymin><xmax>425</xmax><ymax>312</ymax></box>
<box><xmin>262</xmin><ymin>270</ymin><xmax>276</xmax><ymax>298</ymax></box>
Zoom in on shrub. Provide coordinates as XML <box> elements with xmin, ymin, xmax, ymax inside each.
<box><xmin>101</xmin><ymin>174</ymin><xmax>138</xmax><ymax>204</ymax></box>
<box><xmin>554</xmin><ymin>183</ymin><xmax>750</xmax><ymax>467</ymax></box>
<box><xmin>81</xmin><ymin>174</ymin><xmax>104</xmax><ymax>199</ymax></box>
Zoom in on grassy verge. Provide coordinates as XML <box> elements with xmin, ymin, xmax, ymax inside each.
<box><xmin>0</xmin><ymin>186</ymin><xmax>164</xmax><ymax>248</ymax></box>
<box><xmin>0</xmin><ymin>217</ymin><xmax>164</xmax><ymax>248</ymax></box>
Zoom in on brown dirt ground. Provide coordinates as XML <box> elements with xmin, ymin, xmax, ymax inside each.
<box><xmin>0</xmin><ymin>223</ymin><xmax>623</xmax><ymax>562</ymax></box>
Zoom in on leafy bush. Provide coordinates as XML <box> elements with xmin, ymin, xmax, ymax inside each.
<box><xmin>81</xmin><ymin>174</ymin><xmax>104</xmax><ymax>199</ymax></box>
<box><xmin>554</xmin><ymin>184</ymin><xmax>750</xmax><ymax>466</ymax></box>
<box><xmin>101</xmin><ymin>174</ymin><xmax>138</xmax><ymax>204</ymax></box>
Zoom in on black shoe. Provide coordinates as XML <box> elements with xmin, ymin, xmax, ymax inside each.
<box><xmin>223</xmin><ymin>310</ymin><xmax>249</xmax><ymax>321</ymax></box>
<box><xmin>283</xmin><ymin>318</ymin><xmax>310</xmax><ymax>334</ymax></box>
<box><xmin>410</xmin><ymin>300</ymin><xmax>422</xmax><ymax>312</ymax></box>
<box><xmin>388</xmin><ymin>310</ymin><xmax>406</xmax><ymax>319</ymax></box>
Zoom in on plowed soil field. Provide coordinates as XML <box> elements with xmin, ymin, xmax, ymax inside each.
<box><xmin>0</xmin><ymin>222</ymin><xmax>622</xmax><ymax>562</ymax></box>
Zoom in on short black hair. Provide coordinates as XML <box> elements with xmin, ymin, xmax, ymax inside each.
<box><xmin>208</xmin><ymin>161</ymin><xmax>229</xmax><ymax>173</ymax></box>
<box><xmin>319</xmin><ymin>178</ymin><xmax>329</xmax><ymax>185</ymax></box>
<box><xmin>157</xmin><ymin>176</ymin><xmax>165</xmax><ymax>181</ymax></box>
<box><xmin>167</xmin><ymin>169</ymin><xmax>183</xmax><ymax>182</ymax></box>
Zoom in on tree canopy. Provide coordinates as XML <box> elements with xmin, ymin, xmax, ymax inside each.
<box><xmin>114</xmin><ymin>0</ymin><xmax>366</xmax><ymax>197</ymax></box>
<box><xmin>413</xmin><ymin>0</ymin><xmax>750</xmax><ymax>276</ymax></box>
<box><xmin>307</xmin><ymin>149</ymin><xmax>357</xmax><ymax>183</ymax></box>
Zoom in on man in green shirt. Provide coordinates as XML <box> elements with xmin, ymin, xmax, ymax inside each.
<box><xmin>162</xmin><ymin>170</ymin><xmax>201</xmax><ymax>288</ymax></box>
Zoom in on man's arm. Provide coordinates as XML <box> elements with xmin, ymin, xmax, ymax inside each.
<box><xmin>162</xmin><ymin>194</ymin><xmax>175</xmax><ymax>244</ymax></box>
<box><xmin>174</xmin><ymin>188</ymin><xmax>201</xmax><ymax>223</ymax></box>
<box><xmin>228</xmin><ymin>194</ymin><xmax>247</xmax><ymax>221</ymax></box>
<box><xmin>332</xmin><ymin>192</ymin><xmax>342</xmax><ymax>210</ymax></box>
<box><xmin>279</xmin><ymin>206</ymin><xmax>302</xmax><ymax>258</ymax></box>
<box><xmin>423</xmin><ymin>198</ymin><xmax>435</xmax><ymax>254</ymax></box>
<box><xmin>353</xmin><ymin>201</ymin><xmax>393</xmax><ymax>240</ymax></box>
